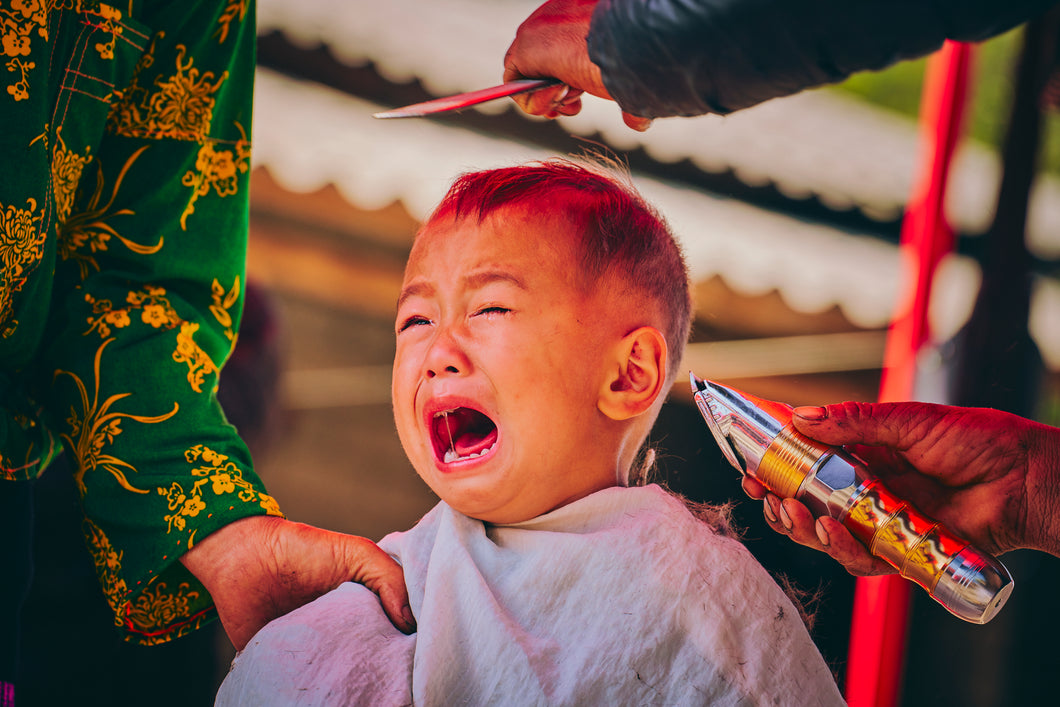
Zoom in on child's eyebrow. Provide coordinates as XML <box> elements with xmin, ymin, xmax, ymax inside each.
<box><xmin>397</xmin><ymin>270</ymin><xmax>529</xmax><ymax>309</ymax></box>
<box><xmin>397</xmin><ymin>280</ymin><xmax>434</xmax><ymax>309</ymax></box>
<box><xmin>463</xmin><ymin>270</ymin><xmax>528</xmax><ymax>292</ymax></box>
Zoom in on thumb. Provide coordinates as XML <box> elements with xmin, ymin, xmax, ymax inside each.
<box><xmin>791</xmin><ymin>401</ymin><xmax>909</xmax><ymax>449</ymax></box>
<box><xmin>342</xmin><ymin>536</ymin><xmax>416</xmax><ymax>634</ymax></box>
<box><xmin>511</xmin><ymin>83</ymin><xmax>573</xmax><ymax>117</ymax></box>
<box><xmin>621</xmin><ymin>111</ymin><xmax>652</xmax><ymax>131</ymax></box>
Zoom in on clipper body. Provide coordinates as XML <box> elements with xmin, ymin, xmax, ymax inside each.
<box><xmin>690</xmin><ymin>373</ymin><xmax>1013</xmax><ymax>624</ymax></box>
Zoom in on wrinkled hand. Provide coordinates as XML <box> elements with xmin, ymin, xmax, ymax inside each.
<box><xmin>181</xmin><ymin>515</ymin><xmax>414</xmax><ymax>650</ymax></box>
<box><xmin>503</xmin><ymin>0</ymin><xmax>651</xmax><ymax>130</ymax></box>
<box><xmin>742</xmin><ymin>401</ymin><xmax>1060</xmax><ymax>577</ymax></box>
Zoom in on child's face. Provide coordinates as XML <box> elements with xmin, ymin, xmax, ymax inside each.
<box><xmin>392</xmin><ymin>206</ymin><xmax>622</xmax><ymax>524</ymax></box>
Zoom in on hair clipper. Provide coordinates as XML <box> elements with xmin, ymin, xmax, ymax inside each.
<box><xmin>689</xmin><ymin>373</ymin><xmax>1013</xmax><ymax>624</ymax></box>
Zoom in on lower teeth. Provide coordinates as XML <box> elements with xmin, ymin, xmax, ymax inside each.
<box><xmin>443</xmin><ymin>445</ymin><xmax>493</xmax><ymax>464</ymax></box>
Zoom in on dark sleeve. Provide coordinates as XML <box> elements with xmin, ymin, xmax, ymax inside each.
<box><xmin>588</xmin><ymin>0</ymin><xmax>1059</xmax><ymax>117</ymax></box>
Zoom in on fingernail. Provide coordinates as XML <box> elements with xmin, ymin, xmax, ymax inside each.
<box><xmin>549</xmin><ymin>86</ymin><xmax>570</xmax><ymax>111</ymax></box>
<box><xmin>763</xmin><ymin>498</ymin><xmax>778</xmax><ymax>523</ymax></box>
<box><xmin>815</xmin><ymin>519</ymin><xmax>830</xmax><ymax>547</ymax></box>
<box><xmin>794</xmin><ymin>405</ymin><xmax>827</xmax><ymax>421</ymax></box>
<box><xmin>778</xmin><ymin>502</ymin><xmax>793</xmax><ymax>530</ymax></box>
<box><xmin>402</xmin><ymin>605</ymin><xmax>416</xmax><ymax>628</ymax></box>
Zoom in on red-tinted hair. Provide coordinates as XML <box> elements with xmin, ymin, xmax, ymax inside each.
<box><xmin>425</xmin><ymin>159</ymin><xmax>692</xmax><ymax>375</ymax></box>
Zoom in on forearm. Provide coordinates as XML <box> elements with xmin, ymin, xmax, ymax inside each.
<box><xmin>180</xmin><ymin>515</ymin><xmax>380</xmax><ymax>616</ymax></box>
<box><xmin>179</xmin><ymin>515</ymin><xmax>293</xmax><ymax>651</ymax></box>
<box><xmin>588</xmin><ymin>0</ymin><xmax>1058</xmax><ymax>117</ymax></box>
<box><xmin>179</xmin><ymin>515</ymin><xmax>288</xmax><ymax>624</ymax></box>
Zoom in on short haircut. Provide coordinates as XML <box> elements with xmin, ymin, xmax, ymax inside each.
<box><xmin>426</xmin><ymin>159</ymin><xmax>692</xmax><ymax>376</ymax></box>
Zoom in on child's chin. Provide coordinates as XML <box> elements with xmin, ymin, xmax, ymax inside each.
<box><xmin>434</xmin><ymin>481</ymin><xmax>540</xmax><ymax>525</ymax></box>
<box><xmin>457</xmin><ymin>505</ymin><xmax>535</xmax><ymax>525</ymax></box>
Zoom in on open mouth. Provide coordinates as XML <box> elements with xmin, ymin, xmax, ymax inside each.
<box><xmin>431</xmin><ymin>407</ymin><xmax>498</xmax><ymax>464</ymax></box>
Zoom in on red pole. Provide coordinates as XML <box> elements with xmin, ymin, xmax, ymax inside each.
<box><xmin>844</xmin><ymin>40</ymin><xmax>974</xmax><ymax>707</ymax></box>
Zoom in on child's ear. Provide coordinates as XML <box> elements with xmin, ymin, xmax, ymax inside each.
<box><xmin>598</xmin><ymin>326</ymin><xmax>668</xmax><ymax>421</ymax></box>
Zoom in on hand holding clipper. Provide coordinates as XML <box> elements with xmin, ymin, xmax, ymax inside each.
<box><xmin>690</xmin><ymin>373</ymin><xmax>1013</xmax><ymax>624</ymax></box>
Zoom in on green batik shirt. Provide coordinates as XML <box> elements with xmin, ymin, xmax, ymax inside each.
<box><xmin>0</xmin><ymin>0</ymin><xmax>282</xmax><ymax>645</ymax></box>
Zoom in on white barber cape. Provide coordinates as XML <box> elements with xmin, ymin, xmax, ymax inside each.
<box><xmin>216</xmin><ymin>484</ymin><xmax>843</xmax><ymax>706</ymax></box>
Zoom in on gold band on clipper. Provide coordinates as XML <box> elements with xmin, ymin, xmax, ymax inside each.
<box><xmin>757</xmin><ymin>426</ymin><xmax>831</xmax><ymax>499</ymax></box>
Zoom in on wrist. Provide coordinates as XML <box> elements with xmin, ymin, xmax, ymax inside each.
<box><xmin>180</xmin><ymin>514</ymin><xmax>285</xmax><ymax>591</ymax></box>
<box><xmin>1024</xmin><ymin>420</ymin><xmax>1060</xmax><ymax>557</ymax></box>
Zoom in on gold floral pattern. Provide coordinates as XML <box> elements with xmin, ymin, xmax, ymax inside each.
<box><xmin>58</xmin><ymin>145</ymin><xmax>164</xmax><ymax>279</ymax></box>
<box><xmin>83</xmin><ymin>517</ymin><xmax>131</xmax><ymax>624</ymax></box>
<box><xmin>5</xmin><ymin>55</ymin><xmax>33</xmax><ymax>101</ymax></box>
<box><xmin>51</xmin><ymin>127</ymin><xmax>93</xmax><ymax>227</ymax></box>
<box><xmin>179</xmin><ymin>121</ymin><xmax>249</xmax><ymax>229</ymax></box>
<box><xmin>0</xmin><ymin>195</ymin><xmax>44</xmax><ymax>337</ymax></box>
<box><xmin>84</xmin><ymin>284</ymin><xmax>177</xmax><ymax>338</ymax></box>
<box><xmin>84</xmin><ymin>284</ymin><xmax>231</xmax><ymax>393</ymax></box>
<box><xmin>2</xmin><ymin>0</ymin><xmax>101</xmax><ymax>102</ymax></box>
<box><xmin>107</xmin><ymin>42</ymin><xmax>227</xmax><ymax>142</ymax></box>
<box><xmin>106</xmin><ymin>38</ymin><xmax>251</xmax><ymax>231</ymax></box>
<box><xmin>173</xmin><ymin>321</ymin><xmax>217</xmax><ymax>393</ymax></box>
<box><xmin>2</xmin><ymin>0</ymin><xmax>46</xmax><ymax>101</ymax></box>
<box><xmin>56</xmin><ymin>336</ymin><xmax>179</xmax><ymax>494</ymax></box>
<box><xmin>91</xmin><ymin>3</ymin><xmax>123</xmax><ymax>60</ymax></box>
<box><xmin>159</xmin><ymin>444</ymin><xmax>280</xmax><ymax>535</ymax></box>
<box><xmin>210</xmin><ymin>275</ymin><xmax>239</xmax><ymax>344</ymax></box>
<box><xmin>84</xmin><ymin>519</ymin><xmax>212</xmax><ymax>644</ymax></box>
<box><xmin>214</xmin><ymin>0</ymin><xmax>248</xmax><ymax>44</ymax></box>
<box><xmin>125</xmin><ymin>581</ymin><xmax>208</xmax><ymax>641</ymax></box>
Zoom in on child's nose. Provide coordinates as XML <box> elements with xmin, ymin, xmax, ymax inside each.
<box><xmin>424</xmin><ymin>329</ymin><xmax>471</xmax><ymax>379</ymax></box>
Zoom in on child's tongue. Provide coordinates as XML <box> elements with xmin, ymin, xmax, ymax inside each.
<box><xmin>453</xmin><ymin>426</ymin><xmax>498</xmax><ymax>456</ymax></box>
<box><xmin>441</xmin><ymin>407</ymin><xmax>498</xmax><ymax>458</ymax></box>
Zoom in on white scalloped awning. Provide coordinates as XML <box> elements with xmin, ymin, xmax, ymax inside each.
<box><xmin>252</xmin><ymin>67</ymin><xmax>1060</xmax><ymax>369</ymax></box>
<box><xmin>257</xmin><ymin>70</ymin><xmax>918</xmax><ymax>327</ymax></box>
<box><xmin>258</xmin><ymin>0</ymin><xmax>1060</xmax><ymax>259</ymax></box>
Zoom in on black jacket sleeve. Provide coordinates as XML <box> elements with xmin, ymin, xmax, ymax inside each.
<box><xmin>588</xmin><ymin>0</ymin><xmax>1059</xmax><ymax>117</ymax></box>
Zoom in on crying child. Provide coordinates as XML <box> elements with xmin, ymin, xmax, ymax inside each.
<box><xmin>215</xmin><ymin>159</ymin><xmax>843</xmax><ymax>706</ymax></box>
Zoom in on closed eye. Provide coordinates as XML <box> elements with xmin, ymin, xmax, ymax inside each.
<box><xmin>397</xmin><ymin>315</ymin><xmax>432</xmax><ymax>333</ymax></box>
<box><xmin>473</xmin><ymin>306</ymin><xmax>510</xmax><ymax>318</ymax></box>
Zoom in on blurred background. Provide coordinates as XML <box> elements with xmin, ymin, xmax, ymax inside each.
<box><xmin>18</xmin><ymin>0</ymin><xmax>1060</xmax><ymax>704</ymax></box>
